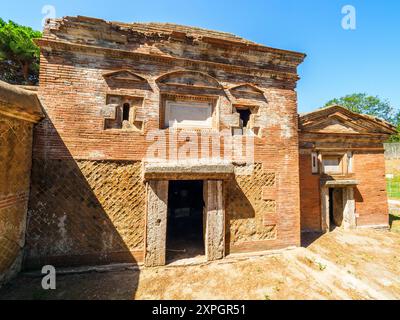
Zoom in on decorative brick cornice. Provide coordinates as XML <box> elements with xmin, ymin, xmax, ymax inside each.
<box><xmin>36</xmin><ymin>38</ymin><xmax>301</xmax><ymax>83</ymax></box>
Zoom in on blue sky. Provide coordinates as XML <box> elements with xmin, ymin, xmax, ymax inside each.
<box><xmin>2</xmin><ymin>0</ymin><xmax>400</xmax><ymax>113</ymax></box>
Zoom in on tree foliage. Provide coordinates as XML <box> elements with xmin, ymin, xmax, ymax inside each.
<box><xmin>390</xmin><ymin>113</ymin><xmax>400</xmax><ymax>142</ymax></box>
<box><xmin>0</xmin><ymin>18</ymin><xmax>41</xmax><ymax>84</ymax></box>
<box><xmin>324</xmin><ymin>93</ymin><xmax>396</xmax><ymax>124</ymax></box>
<box><xmin>324</xmin><ymin>93</ymin><xmax>400</xmax><ymax>142</ymax></box>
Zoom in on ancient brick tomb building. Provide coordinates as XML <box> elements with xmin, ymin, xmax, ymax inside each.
<box><xmin>299</xmin><ymin>106</ymin><xmax>396</xmax><ymax>232</ymax></box>
<box><xmin>24</xmin><ymin>16</ymin><xmax>305</xmax><ymax>268</ymax></box>
<box><xmin>21</xmin><ymin>16</ymin><xmax>395</xmax><ymax>270</ymax></box>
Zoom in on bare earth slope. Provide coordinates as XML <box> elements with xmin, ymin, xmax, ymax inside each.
<box><xmin>1</xmin><ymin>229</ymin><xmax>399</xmax><ymax>300</ymax></box>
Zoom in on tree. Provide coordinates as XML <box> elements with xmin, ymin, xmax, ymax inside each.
<box><xmin>0</xmin><ymin>19</ymin><xmax>41</xmax><ymax>84</ymax></box>
<box><xmin>324</xmin><ymin>93</ymin><xmax>396</xmax><ymax>124</ymax></box>
<box><xmin>324</xmin><ymin>93</ymin><xmax>399</xmax><ymax>142</ymax></box>
<box><xmin>390</xmin><ymin>112</ymin><xmax>400</xmax><ymax>143</ymax></box>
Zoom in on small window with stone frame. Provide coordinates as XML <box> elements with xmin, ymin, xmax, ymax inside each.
<box><xmin>233</xmin><ymin>106</ymin><xmax>258</xmax><ymax>136</ymax></box>
<box><xmin>104</xmin><ymin>95</ymin><xmax>143</xmax><ymax>131</ymax></box>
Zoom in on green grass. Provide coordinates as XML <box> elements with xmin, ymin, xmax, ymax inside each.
<box><xmin>387</xmin><ymin>177</ymin><xmax>400</xmax><ymax>200</ymax></box>
<box><xmin>386</xmin><ymin>175</ymin><xmax>400</xmax><ymax>232</ymax></box>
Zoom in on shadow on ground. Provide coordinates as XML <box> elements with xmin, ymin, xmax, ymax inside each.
<box><xmin>2</xmin><ymin>228</ymin><xmax>400</xmax><ymax>300</ymax></box>
<box><xmin>0</xmin><ymin>269</ymin><xmax>140</xmax><ymax>300</ymax></box>
<box><xmin>390</xmin><ymin>214</ymin><xmax>400</xmax><ymax>233</ymax></box>
<box><xmin>301</xmin><ymin>232</ymin><xmax>323</xmax><ymax>248</ymax></box>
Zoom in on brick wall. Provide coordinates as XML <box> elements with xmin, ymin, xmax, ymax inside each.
<box><xmin>226</xmin><ymin>164</ymin><xmax>277</xmax><ymax>250</ymax></box>
<box><xmin>24</xmin><ymin>159</ymin><xmax>145</xmax><ymax>269</ymax></box>
<box><xmin>0</xmin><ymin>81</ymin><xmax>43</xmax><ymax>286</ymax></box>
<box><xmin>298</xmin><ymin>107</ymin><xmax>394</xmax><ymax>232</ymax></box>
<box><xmin>353</xmin><ymin>151</ymin><xmax>389</xmax><ymax>226</ymax></box>
<box><xmin>0</xmin><ymin>116</ymin><xmax>33</xmax><ymax>285</ymax></box>
<box><xmin>299</xmin><ymin>152</ymin><xmax>322</xmax><ymax>231</ymax></box>
<box><xmin>25</xmin><ymin>16</ymin><xmax>304</xmax><ymax>267</ymax></box>
<box><xmin>300</xmin><ymin>150</ymin><xmax>389</xmax><ymax>231</ymax></box>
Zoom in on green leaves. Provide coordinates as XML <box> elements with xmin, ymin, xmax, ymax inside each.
<box><xmin>324</xmin><ymin>93</ymin><xmax>395</xmax><ymax>124</ymax></box>
<box><xmin>0</xmin><ymin>18</ymin><xmax>41</xmax><ymax>84</ymax></box>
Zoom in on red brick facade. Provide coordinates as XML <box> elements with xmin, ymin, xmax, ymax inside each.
<box><xmin>299</xmin><ymin>106</ymin><xmax>396</xmax><ymax>232</ymax></box>
<box><xmin>24</xmin><ymin>16</ymin><xmax>305</xmax><ymax>269</ymax></box>
<box><xmin>22</xmin><ymin>16</ymin><xmax>395</xmax><ymax>270</ymax></box>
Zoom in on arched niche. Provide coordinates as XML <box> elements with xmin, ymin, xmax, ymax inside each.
<box><xmin>229</xmin><ymin>83</ymin><xmax>267</xmax><ymax>101</ymax></box>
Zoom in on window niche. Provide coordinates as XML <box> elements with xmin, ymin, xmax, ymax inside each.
<box><xmin>311</xmin><ymin>152</ymin><xmax>319</xmax><ymax>174</ymax></box>
<box><xmin>233</xmin><ymin>105</ymin><xmax>259</xmax><ymax>136</ymax></box>
<box><xmin>314</xmin><ymin>152</ymin><xmax>354</xmax><ymax>176</ymax></box>
<box><xmin>104</xmin><ymin>95</ymin><xmax>144</xmax><ymax>131</ymax></box>
<box><xmin>347</xmin><ymin>152</ymin><xmax>354</xmax><ymax>174</ymax></box>
<box><xmin>321</xmin><ymin>154</ymin><xmax>345</xmax><ymax>176</ymax></box>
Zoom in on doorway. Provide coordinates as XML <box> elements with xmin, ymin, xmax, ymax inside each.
<box><xmin>328</xmin><ymin>188</ymin><xmax>344</xmax><ymax>230</ymax></box>
<box><xmin>166</xmin><ymin>180</ymin><xmax>205</xmax><ymax>262</ymax></box>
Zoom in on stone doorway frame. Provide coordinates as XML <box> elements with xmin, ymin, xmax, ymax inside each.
<box><xmin>144</xmin><ymin>180</ymin><xmax>225</xmax><ymax>267</ymax></box>
<box><xmin>320</xmin><ymin>180</ymin><xmax>358</xmax><ymax>232</ymax></box>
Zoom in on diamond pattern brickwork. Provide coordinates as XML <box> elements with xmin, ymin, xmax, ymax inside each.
<box><xmin>0</xmin><ymin>115</ymin><xmax>33</xmax><ymax>283</ymax></box>
<box><xmin>25</xmin><ymin>159</ymin><xmax>146</xmax><ymax>264</ymax></box>
<box><xmin>226</xmin><ymin>163</ymin><xmax>277</xmax><ymax>244</ymax></box>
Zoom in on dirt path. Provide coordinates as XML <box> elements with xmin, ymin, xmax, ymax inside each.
<box><xmin>1</xmin><ymin>229</ymin><xmax>399</xmax><ymax>300</ymax></box>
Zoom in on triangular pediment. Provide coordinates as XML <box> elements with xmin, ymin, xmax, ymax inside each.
<box><xmin>300</xmin><ymin>105</ymin><xmax>397</xmax><ymax>135</ymax></box>
<box><xmin>304</xmin><ymin>116</ymin><xmax>369</xmax><ymax>134</ymax></box>
<box><xmin>156</xmin><ymin>70</ymin><xmax>222</xmax><ymax>89</ymax></box>
<box><xmin>103</xmin><ymin>69</ymin><xmax>147</xmax><ymax>82</ymax></box>
<box><xmin>230</xmin><ymin>84</ymin><xmax>264</xmax><ymax>94</ymax></box>
<box><xmin>229</xmin><ymin>83</ymin><xmax>266</xmax><ymax>101</ymax></box>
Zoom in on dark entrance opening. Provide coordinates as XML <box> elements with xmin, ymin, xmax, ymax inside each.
<box><xmin>122</xmin><ymin>103</ymin><xmax>130</xmax><ymax>121</ymax></box>
<box><xmin>237</xmin><ymin>108</ymin><xmax>251</xmax><ymax>128</ymax></box>
<box><xmin>329</xmin><ymin>188</ymin><xmax>344</xmax><ymax>230</ymax></box>
<box><xmin>167</xmin><ymin>180</ymin><xmax>205</xmax><ymax>262</ymax></box>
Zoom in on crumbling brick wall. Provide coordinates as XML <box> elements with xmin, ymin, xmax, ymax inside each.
<box><xmin>0</xmin><ymin>81</ymin><xmax>43</xmax><ymax>286</ymax></box>
<box><xmin>24</xmin><ymin>160</ymin><xmax>145</xmax><ymax>269</ymax></box>
<box><xmin>226</xmin><ymin>164</ymin><xmax>277</xmax><ymax>249</ymax></box>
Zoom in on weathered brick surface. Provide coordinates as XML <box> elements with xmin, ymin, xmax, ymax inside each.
<box><xmin>0</xmin><ymin>117</ymin><xmax>33</xmax><ymax>198</ymax></box>
<box><xmin>0</xmin><ymin>81</ymin><xmax>43</xmax><ymax>286</ymax></box>
<box><xmin>300</xmin><ymin>151</ymin><xmax>390</xmax><ymax>231</ymax></box>
<box><xmin>26</xmin><ymin>16</ymin><xmax>305</xmax><ymax>267</ymax></box>
<box><xmin>299</xmin><ymin>106</ymin><xmax>395</xmax><ymax>232</ymax></box>
<box><xmin>299</xmin><ymin>152</ymin><xmax>322</xmax><ymax>231</ymax></box>
<box><xmin>226</xmin><ymin>164</ymin><xmax>277</xmax><ymax>247</ymax></box>
<box><xmin>25</xmin><ymin>159</ymin><xmax>145</xmax><ymax>269</ymax></box>
<box><xmin>353</xmin><ymin>152</ymin><xmax>389</xmax><ymax>226</ymax></box>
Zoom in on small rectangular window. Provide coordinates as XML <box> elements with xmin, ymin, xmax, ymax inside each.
<box><xmin>238</xmin><ymin>108</ymin><xmax>251</xmax><ymax>128</ymax></box>
<box><xmin>234</xmin><ymin>107</ymin><xmax>252</xmax><ymax>136</ymax></box>
<box><xmin>347</xmin><ymin>152</ymin><xmax>353</xmax><ymax>173</ymax></box>
<box><xmin>104</xmin><ymin>95</ymin><xmax>143</xmax><ymax>131</ymax></box>
<box><xmin>311</xmin><ymin>152</ymin><xmax>319</xmax><ymax>173</ymax></box>
<box><xmin>122</xmin><ymin>103</ymin><xmax>130</xmax><ymax>122</ymax></box>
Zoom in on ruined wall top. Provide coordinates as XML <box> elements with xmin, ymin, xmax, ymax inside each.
<box><xmin>37</xmin><ymin>16</ymin><xmax>305</xmax><ymax>79</ymax></box>
<box><xmin>0</xmin><ymin>80</ymin><xmax>44</xmax><ymax>123</ymax></box>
